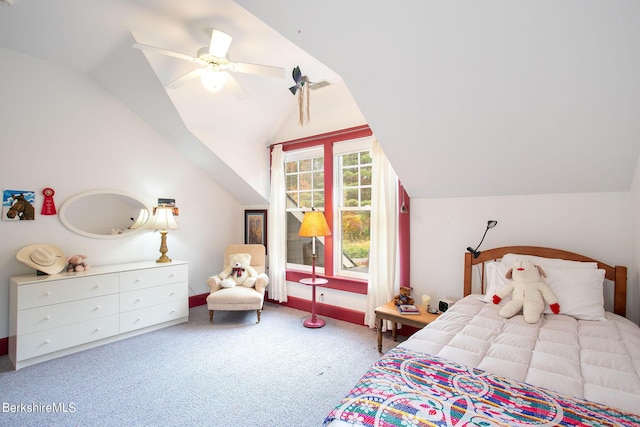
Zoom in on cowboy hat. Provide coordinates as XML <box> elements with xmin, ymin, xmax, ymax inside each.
<box><xmin>16</xmin><ymin>244</ymin><xmax>65</xmax><ymax>275</ymax></box>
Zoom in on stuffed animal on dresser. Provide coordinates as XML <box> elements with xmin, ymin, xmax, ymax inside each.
<box><xmin>492</xmin><ymin>260</ymin><xmax>560</xmax><ymax>323</ymax></box>
<box><xmin>216</xmin><ymin>253</ymin><xmax>258</xmax><ymax>288</ymax></box>
<box><xmin>66</xmin><ymin>254</ymin><xmax>89</xmax><ymax>272</ymax></box>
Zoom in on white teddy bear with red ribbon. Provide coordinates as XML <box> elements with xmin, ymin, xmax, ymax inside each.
<box><xmin>217</xmin><ymin>253</ymin><xmax>258</xmax><ymax>288</ymax></box>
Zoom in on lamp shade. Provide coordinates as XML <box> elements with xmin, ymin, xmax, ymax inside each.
<box><xmin>298</xmin><ymin>211</ymin><xmax>331</xmax><ymax>238</ymax></box>
<box><xmin>129</xmin><ymin>209</ymin><xmax>149</xmax><ymax>229</ymax></box>
<box><xmin>147</xmin><ymin>207</ymin><xmax>178</xmax><ymax>231</ymax></box>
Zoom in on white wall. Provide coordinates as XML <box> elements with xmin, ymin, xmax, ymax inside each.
<box><xmin>630</xmin><ymin>155</ymin><xmax>640</xmax><ymax>324</ymax></box>
<box><xmin>409</xmin><ymin>192</ymin><xmax>637</xmax><ymax>324</ymax></box>
<box><xmin>0</xmin><ymin>48</ymin><xmax>243</xmax><ymax>339</ymax></box>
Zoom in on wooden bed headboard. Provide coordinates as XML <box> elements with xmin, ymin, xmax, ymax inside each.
<box><xmin>463</xmin><ymin>246</ymin><xmax>628</xmax><ymax>317</ymax></box>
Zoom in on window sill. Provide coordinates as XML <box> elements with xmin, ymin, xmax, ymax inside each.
<box><xmin>286</xmin><ymin>270</ymin><xmax>367</xmax><ymax>295</ymax></box>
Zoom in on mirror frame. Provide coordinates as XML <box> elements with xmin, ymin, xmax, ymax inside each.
<box><xmin>59</xmin><ymin>189</ymin><xmax>151</xmax><ymax>239</ymax></box>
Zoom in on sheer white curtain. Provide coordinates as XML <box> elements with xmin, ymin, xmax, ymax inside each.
<box><xmin>364</xmin><ymin>138</ymin><xmax>399</xmax><ymax>328</ymax></box>
<box><xmin>267</xmin><ymin>144</ymin><xmax>288</xmax><ymax>302</ymax></box>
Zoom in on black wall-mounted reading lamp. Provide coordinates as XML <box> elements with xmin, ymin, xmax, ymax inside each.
<box><xmin>466</xmin><ymin>220</ymin><xmax>498</xmax><ymax>258</ymax></box>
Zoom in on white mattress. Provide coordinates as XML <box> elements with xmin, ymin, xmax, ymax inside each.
<box><xmin>398</xmin><ymin>295</ymin><xmax>640</xmax><ymax>415</ymax></box>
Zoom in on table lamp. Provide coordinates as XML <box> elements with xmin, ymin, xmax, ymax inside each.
<box><xmin>298</xmin><ymin>209</ymin><xmax>331</xmax><ymax>328</ymax></box>
<box><xmin>147</xmin><ymin>206</ymin><xmax>179</xmax><ymax>263</ymax></box>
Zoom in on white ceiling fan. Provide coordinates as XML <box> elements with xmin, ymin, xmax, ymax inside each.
<box><xmin>133</xmin><ymin>29</ymin><xmax>285</xmax><ymax>97</ymax></box>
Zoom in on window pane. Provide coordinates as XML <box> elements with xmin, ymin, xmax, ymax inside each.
<box><xmin>299</xmin><ymin>158</ymin><xmax>311</xmax><ymax>172</ymax></box>
<box><xmin>286</xmin><ymin>175</ymin><xmax>298</xmax><ymax>191</ymax></box>
<box><xmin>313</xmin><ymin>172</ymin><xmax>324</xmax><ymax>189</ymax></box>
<box><xmin>360</xmin><ymin>151</ymin><xmax>372</xmax><ymax>164</ymax></box>
<box><xmin>313</xmin><ymin>157</ymin><xmax>324</xmax><ymax>170</ymax></box>
<box><xmin>343</xmin><ymin>153</ymin><xmax>359</xmax><ymax>166</ymax></box>
<box><xmin>286</xmin><ymin>161</ymin><xmax>298</xmax><ymax>173</ymax></box>
<box><xmin>313</xmin><ymin>192</ymin><xmax>325</xmax><ymax>208</ymax></box>
<box><xmin>360</xmin><ymin>165</ymin><xmax>372</xmax><ymax>186</ymax></box>
<box><xmin>299</xmin><ymin>172</ymin><xmax>312</xmax><ymax>190</ymax></box>
<box><xmin>343</xmin><ymin>189</ymin><xmax>358</xmax><ymax>207</ymax></box>
<box><xmin>361</xmin><ymin>188</ymin><xmax>371</xmax><ymax>206</ymax></box>
<box><xmin>286</xmin><ymin>191</ymin><xmax>299</xmax><ymax>207</ymax></box>
<box><xmin>341</xmin><ymin>210</ymin><xmax>370</xmax><ymax>273</ymax></box>
<box><xmin>299</xmin><ymin>192</ymin><xmax>312</xmax><ymax>208</ymax></box>
<box><xmin>343</xmin><ymin>168</ymin><xmax>358</xmax><ymax>186</ymax></box>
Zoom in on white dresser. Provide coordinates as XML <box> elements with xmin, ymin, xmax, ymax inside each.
<box><xmin>9</xmin><ymin>261</ymin><xmax>188</xmax><ymax>370</ymax></box>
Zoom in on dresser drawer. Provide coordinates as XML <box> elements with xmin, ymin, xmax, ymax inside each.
<box><xmin>16</xmin><ymin>315</ymin><xmax>120</xmax><ymax>360</ymax></box>
<box><xmin>120</xmin><ymin>264</ymin><xmax>188</xmax><ymax>292</ymax></box>
<box><xmin>17</xmin><ymin>274</ymin><xmax>119</xmax><ymax>309</ymax></box>
<box><xmin>17</xmin><ymin>294</ymin><xmax>119</xmax><ymax>335</ymax></box>
<box><xmin>120</xmin><ymin>301</ymin><xmax>189</xmax><ymax>333</ymax></box>
<box><xmin>120</xmin><ymin>283</ymin><xmax>188</xmax><ymax>313</ymax></box>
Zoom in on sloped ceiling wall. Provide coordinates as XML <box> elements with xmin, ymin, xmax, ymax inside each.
<box><xmin>237</xmin><ymin>0</ymin><xmax>640</xmax><ymax>198</ymax></box>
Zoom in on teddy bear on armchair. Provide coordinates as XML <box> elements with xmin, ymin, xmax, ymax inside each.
<box><xmin>492</xmin><ymin>259</ymin><xmax>560</xmax><ymax>323</ymax></box>
<box><xmin>215</xmin><ymin>253</ymin><xmax>258</xmax><ymax>288</ymax></box>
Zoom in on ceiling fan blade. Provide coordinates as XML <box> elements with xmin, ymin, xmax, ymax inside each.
<box><xmin>133</xmin><ymin>43</ymin><xmax>199</xmax><ymax>63</ymax></box>
<box><xmin>165</xmin><ymin>69</ymin><xmax>201</xmax><ymax>89</ymax></box>
<box><xmin>228</xmin><ymin>62</ymin><xmax>285</xmax><ymax>78</ymax></box>
<box><xmin>209</xmin><ymin>29</ymin><xmax>232</xmax><ymax>58</ymax></box>
<box><xmin>224</xmin><ymin>74</ymin><xmax>249</xmax><ymax>99</ymax></box>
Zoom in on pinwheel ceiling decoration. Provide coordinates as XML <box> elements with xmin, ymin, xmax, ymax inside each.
<box><xmin>289</xmin><ymin>66</ymin><xmax>310</xmax><ymax>125</ymax></box>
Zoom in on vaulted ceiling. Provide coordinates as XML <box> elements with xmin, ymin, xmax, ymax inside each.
<box><xmin>1</xmin><ymin>0</ymin><xmax>639</xmax><ymax>201</ymax></box>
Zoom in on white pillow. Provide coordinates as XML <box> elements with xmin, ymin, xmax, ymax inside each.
<box><xmin>501</xmin><ymin>253</ymin><xmax>598</xmax><ymax>270</ymax></box>
<box><xmin>542</xmin><ymin>267</ymin><xmax>606</xmax><ymax>320</ymax></box>
<box><xmin>480</xmin><ymin>261</ymin><xmax>511</xmax><ymax>302</ymax></box>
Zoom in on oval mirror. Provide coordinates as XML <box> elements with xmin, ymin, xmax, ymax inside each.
<box><xmin>59</xmin><ymin>190</ymin><xmax>151</xmax><ymax>239</ymax></box>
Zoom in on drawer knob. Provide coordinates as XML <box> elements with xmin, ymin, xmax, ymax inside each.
<box><xmin>135</xmin><ymin>278</ymin><xmax>142</xmax><ymax>282</ymax></box>
<box><xmin>136</xmin><ymin>317</ymin><xmax>142</xmax><ymax>321</ymax></box>
<box><xmin>96</xmin><ymin>306</ymin><xmax>101</xmax><ymax>310</ymax></box>
<box><xmin>135</xmin><ymin>298</ymin><xmax>142</xmax><ymax>302</ymax></box>
<box><xmin>95</xmin><ymin>327</ymin><xmax>101</xmax><ymax>332</ymax></box>
<box><xmin>45</xmin><ymin>339</ymin><xmax>50</xmax><ymax>344</ymax></box>
<box><xmin>170</xmin><ymin>291</ymin><xmax>175</xmax><ymax>296</ymax></box>
<box><xmin>45</xmin><ymin>315</ymin><xmax>51</xmax><ymax>320</ymax></box>
<box><xmin>45</xmin><ymin>291</ymin><xmax>52</xmax><ymax>296</ymax></box>
<box><xmin>169</xmin><ymin>273</ymin><xmax>175</xmax><ymax>278</ymax></box>
<box><xmin>96</xmin><ymin>284</ymin><xmax>102</xmax><ymax>288</ymax></box>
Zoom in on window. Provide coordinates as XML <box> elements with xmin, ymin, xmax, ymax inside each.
<box><xmin>285</xmin><ymin>147</ymin><xmax>326</xmax><ymax>271</ymax></box>
<box><xmin>334</xmin><ymin>139</ymin><xmax>372</xmax><ymax>279</ymax></box>
<box><xmin>276</xmin><ymin>125</ymin><xmax>409</xmax><ymax>294</ymax></box>
<box><xmin>283</xmin><ymin>133</ymin><xmax>372</xmax><ymax>281</ymax></box>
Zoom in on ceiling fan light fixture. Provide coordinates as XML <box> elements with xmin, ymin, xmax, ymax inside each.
<box><xmin>201</xmin><ymin>68</ymin><xmax>227</xmax><ymax>92</ymax></box>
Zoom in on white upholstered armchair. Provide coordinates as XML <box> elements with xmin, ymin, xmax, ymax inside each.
<box><xmin>206</xmin><ymin>244</ymin><xmax>269</xmax><ymax>324</ymax></box>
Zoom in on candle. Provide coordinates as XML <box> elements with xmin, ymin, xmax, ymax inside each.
<box><xmin>422</xmin><ymin>295</ymin><xmax>431</xmax><ymax>311</ymax></box>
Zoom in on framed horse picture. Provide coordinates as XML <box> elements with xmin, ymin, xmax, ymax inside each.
<box><xmin>3</xmin><ymin>190</ymin><xmax>36</xmax><ymax>221</ymax></box>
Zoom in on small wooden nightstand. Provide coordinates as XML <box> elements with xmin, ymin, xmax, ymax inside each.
<box><xmin>375</xmin><ymin>301</ymin><xmax>440</xmax><ymax>352</ymax></box>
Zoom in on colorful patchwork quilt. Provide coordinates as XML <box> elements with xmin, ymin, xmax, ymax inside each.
<box><xmin>324</xmin><ymin>348</ymin><xmax>640</xmax><ymax>427</ymax></box>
